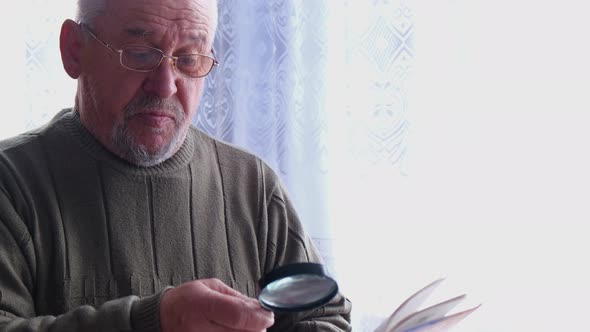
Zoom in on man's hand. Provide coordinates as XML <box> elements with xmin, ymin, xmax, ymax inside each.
<box><xmin>160</xmin><ymin>278</ymin><xmax>275</xmax><ymax>332</ymax></box>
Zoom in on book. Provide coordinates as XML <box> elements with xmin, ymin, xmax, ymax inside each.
<box><xmin>373</xmin><ymin>278</ymin><xmax>481</xmax><ymax>332</ymax></box>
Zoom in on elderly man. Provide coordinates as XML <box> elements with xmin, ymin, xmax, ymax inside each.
<box><xmin>0</xmin><ymin>0</ymin><xmax>351</xmax><ymax>331</ymax></box>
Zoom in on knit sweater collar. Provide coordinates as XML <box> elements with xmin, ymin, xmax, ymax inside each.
<box><xmin>62</xmin><ymin>109</ymin><xmax>195</xmax><ymax>176</ymax></box>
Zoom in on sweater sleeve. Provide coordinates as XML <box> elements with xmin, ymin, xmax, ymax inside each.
<box><xmin>263</xmin><ymin>175</ymin><xmax>352</xmax><ymax>332</ymax></box>
<box><xmin>0</xmin><ymin>191</ymin><xmax>163</xmax><ymax>332</ymax></box>
<box><xmin>0</xmin><ymin>294</ymin><xmax>160</xmax><ymax>332</ymax></box>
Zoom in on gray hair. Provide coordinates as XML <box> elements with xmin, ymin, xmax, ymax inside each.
<box><xmin>76</xmin><ymin>0</ymin><xmax>106</xmax><ymax>25</ymax></box>
<box><xmin>76</xmin><ymin>0</ymin><xmax>218</xmax><ymax>40</ymax></box>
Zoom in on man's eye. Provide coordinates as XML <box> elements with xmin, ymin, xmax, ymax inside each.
<box><xmin>177</xmin><ymin>56</ymin><xmax>199</xmax><ymax>68</ymax></box>
<box><xmin>122</xmin><ymin>46</ymin><xmax>160</xmax><ymax>66</ymax></box>
<box><xmin>128</xmin><ymin>51</ymin><xmax>153</xmax><ymax>60</ymax></box>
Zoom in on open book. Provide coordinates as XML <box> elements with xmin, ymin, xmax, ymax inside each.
<box><xmin>374</xmin><ymin>278</ymin><xmax>481</xmax><ymax>332</ymax></box>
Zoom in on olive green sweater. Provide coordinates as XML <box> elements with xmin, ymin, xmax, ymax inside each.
<box><xmin>0</xmin><ymin>109</ymin><xmax>351</xmax><ymax>331</ymax></box>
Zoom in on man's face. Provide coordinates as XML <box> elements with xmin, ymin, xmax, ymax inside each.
<box><xmin>77</xmin><ymin>0</ymin><xmax>216</xmax><ymax>166</ymax></box>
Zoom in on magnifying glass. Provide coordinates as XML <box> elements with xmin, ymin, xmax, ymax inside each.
<box><xmin>258</xmin><ymin>262</ymin><xmax>339</xmax><ymax>312</ymax></box>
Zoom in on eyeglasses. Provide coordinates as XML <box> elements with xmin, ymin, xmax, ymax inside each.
<box><xmin>79</xmin><ymin>22</ymin><xmax>219</xmax><ymax>78</ymax></box>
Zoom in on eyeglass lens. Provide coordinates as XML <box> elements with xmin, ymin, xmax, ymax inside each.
<box><xmin>121</xmin><ymin>45</ymin><xmax>214</xmax><ymax>77</ymax></box>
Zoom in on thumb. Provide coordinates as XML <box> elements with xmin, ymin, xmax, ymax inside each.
<box><xmin>202</xmin><ymin>278</ymin><xmax>254</xmax><ymax>301</ymax></box>
<box><xmin>204</xmin><ymin>284</ymin><xmax>274</xmax><ymax>330</ymax></box>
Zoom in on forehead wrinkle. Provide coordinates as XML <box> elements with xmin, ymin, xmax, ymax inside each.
<box><xmin>184</xmin><ymin>29</ymin><xmax>208</xmax><ymax>44</ymax></box>
<box><xmin>119</xmin><ymin>24</ymin><xmax>209</xmax><ymax>49</ymax></box>
<box><xmin>113</xmin><ymin>0</ymin><xmax>213</xmax><ymax>26</ymax></box>
<box><xmin>114</xmin><ymin>5</ymin><xmax>213</xmax><ymax>44</ymax></box>
<box><xmin>123</xmin><ymin>27</ymin><xmax>154</xmax><ymax>39</ymax></box>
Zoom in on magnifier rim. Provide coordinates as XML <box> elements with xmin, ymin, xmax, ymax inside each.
<box><xmin>259</xmin><ymin>262</ymin><xmax>327</xmax><ymax>289</ymax></box>
<box><xmin>258</xmin><ymin>262</ymin><xmax>339</xmax><ymax>312</ymax></box>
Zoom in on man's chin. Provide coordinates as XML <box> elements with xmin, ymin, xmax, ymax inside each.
<box><xmin>136</xmin><ymin>136</ymin><xmax>175</xmax><ymax>154</ymax></box>
<box><xmin>112</xmin><ymin>130</ymin><xmax>182</xmax><ymax>167</ymax></box>
<box><xmin>122</xmin><ymin>144</ymin><xmax>175</xmax><ymax>167</ymax></box>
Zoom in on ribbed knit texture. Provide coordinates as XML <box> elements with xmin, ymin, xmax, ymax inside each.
<box><xmin>131</xmin><ymin>290</ymin><xmax>168</xmax><ymax>332</ymax></box>
<box><xmin>0</xmin><ymin>109</ymin><xmax>351</xmax><ymax>331</ymax></box>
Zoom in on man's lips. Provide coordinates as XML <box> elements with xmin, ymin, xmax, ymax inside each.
<box><xmin>131</xmin><ymin>112</ymin><xmax>176</xmax><ymax>127</ymax></box>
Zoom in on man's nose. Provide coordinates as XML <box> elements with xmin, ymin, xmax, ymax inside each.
<box><xmin>142</xmin><ymin>58</ymin><xmax>178</xmax><ymax>98</ymax></box>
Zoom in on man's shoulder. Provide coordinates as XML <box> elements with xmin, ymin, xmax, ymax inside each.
<box><xmin>189</xmin><ymin>127</ymin><xmax>281</xmax><ymax>185</ymax></box>
<box><xmin>191</xmin><ymin>127</ymin><xmax>262</xmax><ymax>166</ymax></box>
<box><xmin>0</xmin><ymin>109</ymin><xmax>72</xmax><ymax>155</ymax></box>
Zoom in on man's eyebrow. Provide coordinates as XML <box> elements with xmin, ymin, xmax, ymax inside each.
<box><xmin>186</xmin><ymin>31</ymin><xmax>208</xmax><ymax>44</ymax></box>
<box><xmin>123</xmin><ymin>27</ymin><xmax>153</xmax><ymax>38</ymax></box>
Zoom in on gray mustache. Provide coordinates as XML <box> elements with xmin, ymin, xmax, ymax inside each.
<box><xmin>124</xmin><ymin>95</ymin><xmax>185</xmax><ymax>122</ymax></box>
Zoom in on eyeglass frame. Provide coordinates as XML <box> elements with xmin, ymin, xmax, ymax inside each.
<box><xmin>78</xmin><ymin>22</ymin><xmax>219</xmax><ymax>78</ymax></box>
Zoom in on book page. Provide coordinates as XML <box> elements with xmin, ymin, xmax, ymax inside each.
<box><xmin>401</xmin><ymin>305</ymin><xmax>481</xmax><ymax>332</ymax></box>
<box><xmin>390</xmin><ymin>295</ymin><xmax>466</xmax><ymax>332</ymax></box>
<box><xmin>374</xmin><ymin>278</ymin><xmax>445</xmax><ymax>332</ymax></box>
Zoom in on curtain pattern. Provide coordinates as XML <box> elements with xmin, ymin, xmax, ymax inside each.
<box><xmin>22</xmin><ymin>1</ymin><xmax>76</xmax><ymax>132</ymax></box>
<box><xmin>342</xmin><ymin>1</ymin><xmax>414</xmax><ymax>170</ymax></box>
<box><xmin>195</xmin><ymin>0</ymin><xmax>332</xmax><ymax>242</ymax></box>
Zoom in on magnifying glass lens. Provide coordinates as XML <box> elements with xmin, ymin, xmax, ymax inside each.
<box><xmin>258</xmin><ymin>263</ymin><xmax>339</xmax><ymax>312</ymax></box>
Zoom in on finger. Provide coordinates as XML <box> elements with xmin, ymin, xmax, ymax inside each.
<box><xmin>202</xmin><ymin>278</ymin><xmax>254</xmax><ymax>301</ymax></box>
<box><xmin>205</xmin><ymin>290</ymin><xmax>274</xmax><ymax>331</ymax></box>
<box><xmin>207</xmin><ymin>322</ymin><xmax>268</xmax><ymax>332</ymax></box>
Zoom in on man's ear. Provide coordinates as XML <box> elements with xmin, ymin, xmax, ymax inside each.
<box><xmin>60</xmin><ymin>19</ymin><xmax>84</xmax><ymax>79</ymax></box>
